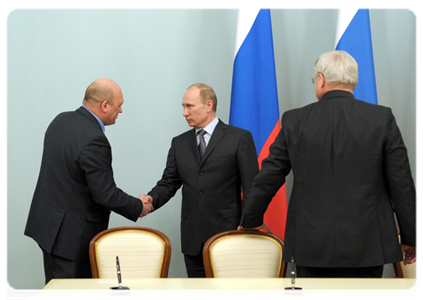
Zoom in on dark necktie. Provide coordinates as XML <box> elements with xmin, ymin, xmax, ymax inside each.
<box><xmin>197</xmin><ymin>129</ymin><xmax>207</xmax><ymax>158</ymax></box>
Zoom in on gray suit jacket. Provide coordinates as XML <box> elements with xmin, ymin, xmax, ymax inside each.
<box><xmin>148</xmin><ymin>120</ymin><xmax>259</xmax><ymax>256</ymax></box>
<box><xmin>242</xmin><ymin>91</ymin><xmax>416</xmax><ymax>268</ymax></box>
<box><xmin>25</xmin><ymin>107</ymin><xmax>143</xmax><ymax>262</ymax></box>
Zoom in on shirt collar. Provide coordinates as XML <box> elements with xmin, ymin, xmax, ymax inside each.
<box><xmin>82</xmin><ymin>105</ymin><xmax>105</xmax><ymax>133</ymax></box>
<box><xmin>196</xmin><ymin>116</ymin><xmax>218</xmax><ymax>136</ymax></box>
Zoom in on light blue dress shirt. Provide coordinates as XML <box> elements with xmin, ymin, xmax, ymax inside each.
<box><xmin>82</xmin><ymin>105</ymin><xmax>105</xmax><ymax>133</ymax></box>
<box><xmin>195</xmin><ymin>116</ymin><xmax>218</xmax><ymax>146</ymax></box>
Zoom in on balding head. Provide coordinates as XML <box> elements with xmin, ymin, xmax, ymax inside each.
<box><xmin>82</xmin><ymin>78</ymin><xmax>124</xmax><ymax>126</ymax></box>
<box><xmin>83</xmin><ymin>78</ymin><xmax>120</xmax><ymax>106</ymax></box>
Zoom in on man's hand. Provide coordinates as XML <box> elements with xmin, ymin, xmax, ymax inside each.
<box><xmin>401</xmin><ymin>244</ymin><xmax>416</xmax><ymax>265</ymax></box>
<box><xmin>237</xmin><ymin>223</ymin><xmax>272</xmax><ymax>234</ymax></box>
<box><xmin>138</xmin><ymin>193</ymin><xmax>154</xmax><ymax>217</ymax></box>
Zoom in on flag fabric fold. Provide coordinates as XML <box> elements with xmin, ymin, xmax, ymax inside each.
<box><xmin>230</xmin><ymin>9</ymin><xmax>287</xmax><ymax>239</ymax></box>
<box><xmin>335</xmin><ymin>9</ymin><xmax>378</xmax><ymax>105</ymax></box>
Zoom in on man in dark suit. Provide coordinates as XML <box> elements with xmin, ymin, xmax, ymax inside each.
<box><xmin>240</xmin><ymin>51</ymin><xmax>416</xmax><ymax>277</ymax></box>
<box><xmin>25</xmin><ymin>78</ymin><xmax>154</xmax><ymax>283</ymax></box>
<box><xmin>142</xmin><ymin>83</ymin><xmax>259</xmax><ymax>277</ymax></box>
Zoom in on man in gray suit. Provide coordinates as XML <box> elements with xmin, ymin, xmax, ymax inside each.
<box><xmin>25</xmin><ymin>78</ymin><xmax>154</xmax><ymax>283</ymax></box>
<box><xmin>240</xmin><ymin>51</ymin><xmax>416</xmax><ymax>277</ymax></box>
<box><xmin>142</xmin><ymin>83</ymin><xmax>259</xmax><ymax>277</ymax></box>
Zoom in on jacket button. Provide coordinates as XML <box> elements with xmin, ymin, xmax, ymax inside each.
<box><xmin>199</xmin><ymin>191</ymin><xmax>203</xmax><ymax>195</ymax></box>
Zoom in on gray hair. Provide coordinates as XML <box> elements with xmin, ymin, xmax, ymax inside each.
<box><xmin>314</xmin><ymin>50</ymin><xmax>358</xmax><ymax>90</ymax></box>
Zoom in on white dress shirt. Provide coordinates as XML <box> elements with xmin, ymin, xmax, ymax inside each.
<box><xmin>195</xmin><ymin>117</ymin><xmax>218</xmax><ymax>147</ymax></box>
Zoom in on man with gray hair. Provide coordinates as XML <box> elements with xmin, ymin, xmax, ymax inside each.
<box><xmin>240</xmin><ymin>50</ymin><xmax>416</xmax><ymax>277</ymax></box>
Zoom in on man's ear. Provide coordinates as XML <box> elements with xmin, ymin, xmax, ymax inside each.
<box><xmin>318</xmin><ymin>73</ymin><xmax>326</xmax><ymax>89</ymax></box>
<box><xmin>206</xmin><ymin>99</ymin><xmax>213</xmax><ymax>112</ymax></box>
<box><xmin>100</xmin><ymin>100</ymin><xmax>108</xmax><ymax>113</ymax></box>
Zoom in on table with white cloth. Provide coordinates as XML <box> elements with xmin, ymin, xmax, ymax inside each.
<box><xmin>24</xmin><ymin>278</ymin><xmax>416</xmax><ymax>300</ymax></box>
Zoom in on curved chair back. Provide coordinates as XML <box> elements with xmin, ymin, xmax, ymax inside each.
<box><xmin>402</xmin><ymin>262</ymin><xmax>416</xmax><ymax>278</ymax></box>
<box><xmin>89</xmin><ymin>226</ymin><xmax>171</xmax><ymax>278</ymax></box>
<box><xmin>393</xmin><ymin>260</ymin><xmax>416</xmax><ymax>278</ymax></box>
<box><xmin>203</xmin><ymin>230</ymin><xmax>286</xmax><ymax>278</ymax></box>
<box><xmin>393</xmin><ymin>260</ymin><xmax>420</xmax><ymax>278</ymax></box>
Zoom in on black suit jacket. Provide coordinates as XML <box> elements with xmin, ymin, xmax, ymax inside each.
<box><xmin>148</xmin><ymin>120</ymin><xmax>258</xmax><ymax>256</ymax></box>
<box><xmin>242</xmin><ymin>91</ymin><xmax>416</xmax><ymax>268</ymax></box>
<box><xmin>25</xmin><ymin>107</ymin><xmax>143</xmax><ymax>262</ymax></box>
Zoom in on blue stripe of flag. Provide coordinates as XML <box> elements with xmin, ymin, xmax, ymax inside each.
<box><xmin>336</xmin><ymin>9</ymin><xmax>378</xmax><ymax>105</ymax></box>
<box><xmin>229</xmin><ymin>9</ymin><xmax>279</xmax><ymax>156</ymax></box>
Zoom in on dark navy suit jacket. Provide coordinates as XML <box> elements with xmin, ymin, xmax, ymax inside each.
<box><xmin>242</xmin><ymin>91</ymin><xmax>416</xmax><ymax>268</ymax></box>
<box><xmin>148</xmin><ymin>120</ymin><xmax>259</xmax><ymax>256</ymax></box>
<box><xmin>25</xmin><ymin>107</ymin><xmax>143</xmax><ymax>262</ymax></box>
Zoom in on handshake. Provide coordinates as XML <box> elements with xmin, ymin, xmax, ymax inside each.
<box><xmin>138</xmin><ymin>193</ymin><xmax>154</xmax><ymax>218</ymax></box>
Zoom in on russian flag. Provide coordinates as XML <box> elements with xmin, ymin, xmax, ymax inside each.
<box><xmin>229</xmin><ymin>9</ymin><xmax>287</xmax><ymax>239</ymax></box>
<box><xmin>335</xmin><ymin>9</ymin><xmax>378</xmax><ymax>104</ymax></box>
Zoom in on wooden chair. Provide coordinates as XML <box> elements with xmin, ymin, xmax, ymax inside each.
<box><xmin>394</xmin><ymin>261</ymin><xmax>416</xmax><ymax>278</ymax></box>
<box><xmin>89</xmin><ymin>226</ymin><xmax>171</xmax><ymax>278</ymax></box>
<box><xmin>393</xmin><ymin>230</ymin><xmax>416</xmax><ymax>278</ymax></box>
<box><xmin>393</xmin><ymin>260</ymin><xmax>406</xmax><ymax>278</ymax></box>
<box><xmin>203</xmin><ymin>230</ymin><xmax>286</xmax><ymax>278</ymax></box>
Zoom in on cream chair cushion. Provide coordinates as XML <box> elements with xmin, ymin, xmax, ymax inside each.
<box><xmin>94</xmin><ymin>229</ymin><xmax>166</xmax><ymax>278</ymax></box>
<box><xmin>404</xmin><ymin>260</ymin><xmax>420</xmax><ymax>278</ymax></box>
<box><xmin>208</xmin><ymin>234</ymin><xmax>283</xmax><ymax>278</ymax></box>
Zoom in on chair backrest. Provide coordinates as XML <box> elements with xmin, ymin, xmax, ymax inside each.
<box><xmin>393</xmin><ymin>261</ymin><xmax>406</xmax><ymax>278</ymax></box>
<box><xmin>89</xmin><ymin>226</ymin><xmax>171</xmax><ymax>278</ymax></box>
<box><xmin>203</xmin><ymin>230</ymin><xmax>286</xmax><ymax>278</ymax></box>
<box><xmin>403</xmin><ymin>262</ymin><xmax>416</xmax><ymax>278</ymax></box>
<box><xmin>393</xmin><ymin>260</ymin><xmax>416</xmax><ymax>278</ymax></box>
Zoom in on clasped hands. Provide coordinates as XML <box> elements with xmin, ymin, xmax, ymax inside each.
<box><xmin>138</xmin><ymin>193</ymin><xmax>154</xmax><ymax>217</ymax></box>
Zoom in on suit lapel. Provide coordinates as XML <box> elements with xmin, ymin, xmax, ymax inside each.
<box><xmin>201</xmin><ymin>120</ymin><xmax>227</xmax><ymax>164</ymax></box>
<box><xmin>188</xmin><ymin>128</ymin><xmax>202</xmax><ymax>164</ymax></box>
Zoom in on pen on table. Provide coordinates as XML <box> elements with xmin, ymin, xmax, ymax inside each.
<box><xmin>285</xmin><ymin>256</ymin><xmax>302</xmax><ymax>290</ymax></box>
<box><xmin>291</xmin><ymin>256</ymin><xmax>295</xmax><ymax>288</ymax></box>
<box><xmin>116</xmin><ymin>256</ymin><xmax>122</xmax><ymax>287</ymax></box>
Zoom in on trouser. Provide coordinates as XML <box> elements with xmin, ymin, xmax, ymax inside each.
<box><xmin>42</xmin><ymin>249</ymin><xmax>92</xmax><ymax>284</ymax></box>
<box><xmin>184</xmin><ymin>251</ymin><xmax>206</xmax><ymax>278</ymax></box>
<box><xmin>296</xmin><ymin>265</ymin><xmax>384</xmax><ymax>278</ymax></box>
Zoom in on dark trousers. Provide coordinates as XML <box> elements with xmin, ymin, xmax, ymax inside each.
<box><xmin>296</xmin><ymin>265</ymin><xmax>384</xmax><ymax>278</ymax></box>
<box><xmin>42</xmin><ymin>249</ymin><xmax>92</xmax><ymax>284</ymax></box>
<box><xmin>184</xmin><ymin>252</ymin><xmax>206</xmax><ymax>278</ymax></box>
